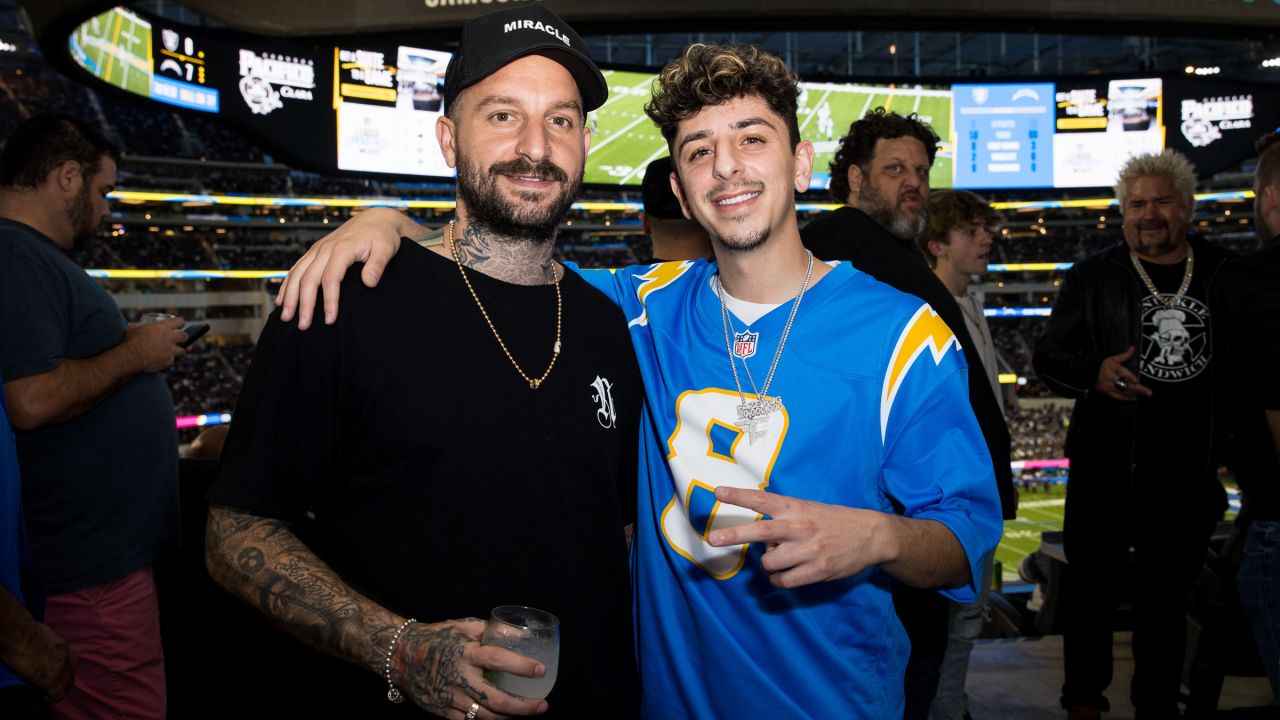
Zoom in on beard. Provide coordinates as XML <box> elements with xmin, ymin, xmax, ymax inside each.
<box><xmin>703</xmin><ymin>181</ymin><xmax>770</xmax><ymax>254</ymax></box>
<box><xmin>455</xmin><ymin>151</ymin><xmax>581</xmax><ymax>244</ymax></box>
<box><xmin>859</xmin><ymin>180</ymin><xmax>926</xmax><ymax>242</ymax></box>
<box><xmin>67</xmin><ymin>184</ymin><xmax>100</xmax><ymax>252</ymax></box>
<box><xmin>1128</xmin><ymin>220</ymin><xmax>1185</xmax><ymax>258</ymax></box>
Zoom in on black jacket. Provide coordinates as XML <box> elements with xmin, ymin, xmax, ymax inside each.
<box><xmin>1033</xmin><ymin>236</ymin><xmax>1233</xmax><ymax>475</ymax></box>
<box><xmin>1210</xmin><ymin>235</ymin><xmax>1280</xmax><ymax>520</ymax></box>
<box><xmin>803</xmin><ymin>206</ymin><xmax>1016</xmax><ymax>520</ymax></box>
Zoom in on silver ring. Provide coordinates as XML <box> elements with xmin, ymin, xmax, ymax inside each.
<box><xmin>1114</xmin><ymin>378</ymin><xmax>1129</xmax><ymax>391</ymax></box>
<box><xmin>465</xmin><ymin>701</ymin><xmax>481</xmax><ymax>720</ymax></box>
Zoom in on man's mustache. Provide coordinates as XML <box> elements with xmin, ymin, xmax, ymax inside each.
<box><xmin>704</xmin><ymin>181</ymin><xmax>765</xmax><ymax>203</ymax></box>
<box><xmin>488</xmin><ymin>158</ymin><xmax>568</xmax><ymax>184</ymax></box>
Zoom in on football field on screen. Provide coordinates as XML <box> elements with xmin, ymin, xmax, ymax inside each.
<box><xmin>996</xmin><ymin>483</ymin><xmax>1065</xmax><ymax>584</ymax></box>
<box><xmin>585</xmin><ymin>70</ymin><xmax>955</xmax><ymax>189</ymax></box>
<box><xmin>70</xmin><ymin>7</ymin><xmax>153</xmax><ymax>98</ymax></box>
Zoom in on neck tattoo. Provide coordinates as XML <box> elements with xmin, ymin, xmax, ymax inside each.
<box><xmin>451</xmin><ymin>222</ymin><xmax>558</xmax><ymax>286</ymax></box>
<box><xmin>714</xmin><ymin>250</ymin><xmax>815</xmax><ymax>444</ymax></box>
<box><xmin>447</xmin><ymin>221</ymin><xmax>562</xmax><ymax>389</ymax></box>
<box><xmin>1129</xmin><ymin>243</ymin><xmax>1194</xmax><ymax>309</ymax></box>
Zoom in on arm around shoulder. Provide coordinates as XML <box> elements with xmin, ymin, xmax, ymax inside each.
<box><xmin>278</xmin><ymin>208</ymin><xmax>426</xmax><ymax>330</ymax></box>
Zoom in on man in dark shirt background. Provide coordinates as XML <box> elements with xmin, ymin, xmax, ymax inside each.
<box><xmin>1215</xmin><ymin>131</ymin><xmax>1280</xmax><ymax>702</ymax></box>
<box><xmin>0</xmin><ymin>115</ymin><xmax>187</xmax><ymax>719</ymax></box>
<box><xmin>801</xmin><ymin>108</ymin><xmax>1015</xmax><ymax>719</ymax></box>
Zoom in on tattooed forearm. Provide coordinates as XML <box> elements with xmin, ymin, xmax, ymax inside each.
<box><xmin>204</xmin><ymin>505</ymin><xmax>399</xmax><ymax>674</ymax></box>
<box><xmin>454</xmin><ymin>222</ymin><xmax>561</xmax><ymax>286</ymax></box>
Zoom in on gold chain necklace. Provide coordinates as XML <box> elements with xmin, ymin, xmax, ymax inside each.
<box><xmin>1129</xmin><ymin>243</ymin><xmax>1194</xmax><ymax>309</ymax></box>
<box><xmin>447</xmin><ymin>220</ymin><xmax>562</xmax><ymax>389</ymax></box>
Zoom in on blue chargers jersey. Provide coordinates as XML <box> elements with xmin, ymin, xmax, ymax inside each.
<box><xmin>573</xmin><ymin>259</ymin><xmax>1002</xmax><ymax>720</ymax></box>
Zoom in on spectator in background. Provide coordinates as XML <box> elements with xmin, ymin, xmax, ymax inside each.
<box><xmin>918</xmin><ymin>190</ymin><xmax>1004</xmax><ymax>411</ymax></box>
<box><xmin>0</xmin><ymin>374</ymin><xmax>77</xmax><ymax>720</ymax></box>
<box><xmin>1213</xmin><ymin>130</ymin><xmax>1280</xmax><ymax>702</ymax></box>
<box><xmin>1034</xmin><ymin>150</ymin><xmax>1232</xmax><ymax>719</ymax></box>
<box><xmin>0</xmin><ymin>115</ymin><xmax>187</xmax><ymax>720</ymax></box>
<box><xmin>802</xmin><ymin>108</ymin><xmax>1016</xmax><ymax>720</ymax></box>
<box><xmin>639</xmin><ymin>156</ymin><xmax>710</xmax><ymax>263</ymax></box>
<box><xmin>917</xmin><ymin>189</ymin><xmax>1005</xmax><ymax>720</ymax></box>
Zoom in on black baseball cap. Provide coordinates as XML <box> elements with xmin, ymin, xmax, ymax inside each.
<box><xmin>443</xmin><ymin>6</ymin><xmax>608</xmax><ymax>113</ymax></box>
<box><xmin>641</xmin><ymin>156</ymin><xmax>686</xmax><ymax>220</ymax></box>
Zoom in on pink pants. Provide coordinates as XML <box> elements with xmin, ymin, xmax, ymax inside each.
<box><xmin>44</xmin><ymin>565</ymin><xmax>166</xmax><ymax>720</ymax></box>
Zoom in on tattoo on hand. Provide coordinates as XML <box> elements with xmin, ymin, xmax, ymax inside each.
<box><xmin>399</xmin><ymin>622</ymin><xmax>478</xmax><ymax>714</ymax></box>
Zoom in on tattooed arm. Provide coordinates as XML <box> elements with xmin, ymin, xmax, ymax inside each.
<box><xmin>205</xmin><ymin>505</ymin><xmax>548</xmax><ymax>718</ymax></box>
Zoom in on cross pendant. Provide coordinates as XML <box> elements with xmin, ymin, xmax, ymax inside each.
<box><xmin>736</xmin><ymin>396</ymin><xmax>781</xmax><ymax>445</ymax></box>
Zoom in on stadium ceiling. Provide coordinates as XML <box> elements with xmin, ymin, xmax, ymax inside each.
<box><xmin>26</xmin><ymin>0</ymin><xmax>1280</xmax><ymax>48</ymax></box>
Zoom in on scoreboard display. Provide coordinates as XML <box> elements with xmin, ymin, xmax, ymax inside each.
<box><xmin>70</xmin><ymin>7</ymin><xmax>219</xmax><ymax>112</ymax></box>
<box><xmin>66</xmin><ymin>5</ymin><xmax>1278</xmax><ymax>190</ymax></box>
<box><xmin>335</xmin><ymin>45</ymin><xmax>452</xmax><ymax>177</ymax></box>
<box><xmin>951</xmin><ymin>78</ymin><xmax>1164</xmax><ymax>189</ymax></box>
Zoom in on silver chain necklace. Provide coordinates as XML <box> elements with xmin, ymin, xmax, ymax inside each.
<box><xmin>1129</xmin><ymin>244</ymin><xmax>1194</xmax><ymax>309</ymax></box>
<box><xmin>714</xmin><ymin>250</ymin><xmax>815</xmax><ymax>444</ymax></box>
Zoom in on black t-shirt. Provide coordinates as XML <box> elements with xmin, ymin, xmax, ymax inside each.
<box><xmin>1133</xmin><ymin>256</ymin><xmax>1213</xmax><ymax>476</ymax></box>
<box><xmin>209</xmin><ymin>238</ymin><xmax>641</xmax><ymax>717</ymax></box>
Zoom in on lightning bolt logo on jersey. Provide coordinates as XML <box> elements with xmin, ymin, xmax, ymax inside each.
<box><xmin>624</xmin><ymin>261</ymin><xmax>696</xmax><ymax>328</ymax></box>
<box><xmin>882</xmin><ymin>305</ymin><xmax>962</xmax><ymax>440</ymax></box>
<box><xmin>571</xmin><ymin>260</ymin><xmax>1002</xmax><ymax>720</ymax></box>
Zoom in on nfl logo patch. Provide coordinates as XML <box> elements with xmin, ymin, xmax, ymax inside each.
<box><xmin>733</xmin><ymin>331</ymin><xmax>758</xmax><ymax>359</ymax></box>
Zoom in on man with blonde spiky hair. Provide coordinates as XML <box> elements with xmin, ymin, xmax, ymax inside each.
<box><xmin>1034</xmin><ymin>149</ymin><xmax>1233</xmax><ymax>719</ymax></box>
<box><xmin>275</xmin><ymin>41</ymin><xmax>1002</xmax><ymax>718</ymax></box>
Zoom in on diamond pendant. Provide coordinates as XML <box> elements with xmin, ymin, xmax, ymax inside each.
<box><xmin>736</xmin><ymin>396</ymin><xmax>782</xmax><ymax>445</ymax></box>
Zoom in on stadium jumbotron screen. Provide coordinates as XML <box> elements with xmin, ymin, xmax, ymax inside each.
<box><xmin>585</xmin><ymin>70</ymin><xmax>954</xmax><ymax>191</ymax></box>
<box><xmin>70</xmin><ymin>7</ymin><xmax>219</xmax><ymax>113</ymax></box>
<box><xmin>67</xmin><ymin>5</ymin><xmax>1275</xmax><ymax>189</ymax></box>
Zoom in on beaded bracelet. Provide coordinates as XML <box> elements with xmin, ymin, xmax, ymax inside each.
<box><xmin>384</xmin><ymin>617</ymin><xmax>416</xmax><ymax>703</ymax></box>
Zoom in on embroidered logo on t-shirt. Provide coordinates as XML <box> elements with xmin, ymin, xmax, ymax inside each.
<box><xmin>732</xmin><ymin>330</ymin><xmax>758</xmax><ymax>359</ymax></box>
<box><xmin>1138</xmin><ymin>294</ymin><xmax>1210</xmax><ymax>382</ymax></box>
<box><xmin>591</xmin><ymin>375</ymin><xmax>616</xmax><ymax>429</ymax></box>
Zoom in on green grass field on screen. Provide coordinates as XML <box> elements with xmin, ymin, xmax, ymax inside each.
<box><xmin>585</xmin><ymin>69</ymin><xmax>955</xmax><ymax>190</ymax></box>
<box><xmin>71</xmin><ymin>7</ymin><xmax>153</xmax><ymax>99</ymax></box>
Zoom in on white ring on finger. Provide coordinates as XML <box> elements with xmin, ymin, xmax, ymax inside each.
<box><xmin>464</xmin><ymin>701</ymin><xmax>481</xmax><ymax>720</ymax></box>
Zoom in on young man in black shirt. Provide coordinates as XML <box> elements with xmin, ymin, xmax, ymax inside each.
<box><xmin>205</xmin><ymin>7</ymin><xmax>641</xmax><ymax>719</ymax></box>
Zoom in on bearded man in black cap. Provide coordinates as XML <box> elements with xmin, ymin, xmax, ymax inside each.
<box><xmin>205</xmin><ymin>6</ymin><xmax>641</xmax><ymax>719</ymax></box>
